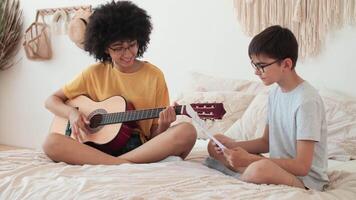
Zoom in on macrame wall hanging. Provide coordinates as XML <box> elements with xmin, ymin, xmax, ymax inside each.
<box><xmin>233</xmin><ymin>0</ymin><xmax>356</xmax><ymax>59</ymax></box>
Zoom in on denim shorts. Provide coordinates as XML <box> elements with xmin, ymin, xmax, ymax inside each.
<box><xmin>86</xmin><ymin>132</ymin><xmax>143</xmax><ymax>157</ymax></box>
<box><xmin>114</xmin><ymin>133</ymin><xmax>142</xmax><ymax>156</ymax></box>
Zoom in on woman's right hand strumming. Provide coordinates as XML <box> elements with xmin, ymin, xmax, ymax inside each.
<box><xmin>68</xmin><ymin>108</ymin><xmax>90</xmax><ymax>142</ymax></box>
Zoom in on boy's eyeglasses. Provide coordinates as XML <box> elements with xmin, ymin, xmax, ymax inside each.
<box><xmin>109</xmin><ymin>42</ymin><xmax>138</xmax><ymax>55</ymax></box>
<box><xmin>251</xmin><ymin>59</ymin><xmax>280</xmax><ymax>73</ymax></box>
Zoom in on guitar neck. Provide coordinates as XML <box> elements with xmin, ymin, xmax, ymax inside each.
<box><xmin>99</xmin><ymin>105</ymin><xmax>185</xmax><ymax>126</ymax></box>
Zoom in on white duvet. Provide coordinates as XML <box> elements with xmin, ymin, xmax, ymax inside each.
<box><xmin>1</xmin><ymin>140</ymin><xmax>356</xmax><ymax>200</ymax></box>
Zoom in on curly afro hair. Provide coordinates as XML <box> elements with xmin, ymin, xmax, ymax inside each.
<box><xmin>84</xmin><ymin>1</ymin><xmax>152</xmax><ymax>62</ymax></box>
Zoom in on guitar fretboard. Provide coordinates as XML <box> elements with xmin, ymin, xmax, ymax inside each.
<box><xmin>99</xmin><ymin>105</ymin><xmax>184</xmax><ymax>125</ymax></box>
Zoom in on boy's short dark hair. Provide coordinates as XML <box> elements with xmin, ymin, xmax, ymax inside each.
<box><xmin>248</xmin><ymin>25</ymin><xmax>298</xmax><ymax>69</ymax></box>
<box><xmin>84</xmin><ymin>1</ymin><xmax>152</xmax><ymax>62</ymax></box>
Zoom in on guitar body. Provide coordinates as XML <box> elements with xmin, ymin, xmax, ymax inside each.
<box><xmin>50</xmin><ymin>96</ymin><xmax>136</xmax><ymax>148</ymax></box>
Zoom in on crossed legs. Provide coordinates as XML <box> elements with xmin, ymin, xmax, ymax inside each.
<box><xmin>207</xmin><ymin>135</ymin><xmax>305</xmax><ymax>189</ymax></box>
<box><xmin>43</xmin><ymin>122</ymin><xmax>197</xmax><ymax>165</ymax></box>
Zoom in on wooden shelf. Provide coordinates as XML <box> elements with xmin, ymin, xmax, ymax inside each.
<box><xmin>0</xmin><ymin>144</ymin><xmax>22</xmax><ymax>151</ymax></box>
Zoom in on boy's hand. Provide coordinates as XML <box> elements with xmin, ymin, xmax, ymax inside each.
<box><xmin>212</xmin><ymin>135</ymin><xmax>237</xmax><ymax>154</ymax></box>
<box><xmin>223</xmin><ymin>147</ymin><xmax>252</xmax><ymax>170</ymax></box>
<box><xmin>218</xmin><ymin>136</ymin><xmax>236</xmax><ymax>148</ymax></box>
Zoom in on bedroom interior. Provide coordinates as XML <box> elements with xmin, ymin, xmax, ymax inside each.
<box><xmin>1</xmin><ymin>0</ymin><xmax>356</xmax><ymax>199</ymax></box>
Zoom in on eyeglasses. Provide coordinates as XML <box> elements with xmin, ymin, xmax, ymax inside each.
<box><xmin>109</xmin><ymin>41</ymin><xmax>138</xmax><ymax>55</ymax></box>
<box><xmin>250</xmin><ymin>59</ymin><xmax>281</xmax><ymax>73</ymax></box>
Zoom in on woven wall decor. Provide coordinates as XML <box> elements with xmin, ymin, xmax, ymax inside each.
<box><xmin>233</xmin><ymin>0</ymin><xmax>356</xmax><ymax>59</ymax></box>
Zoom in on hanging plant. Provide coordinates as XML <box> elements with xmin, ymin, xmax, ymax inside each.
<box><xmin>0</xmin><ymin>0</ymin><xmax>23</xmax><ymax>70</ymax></box>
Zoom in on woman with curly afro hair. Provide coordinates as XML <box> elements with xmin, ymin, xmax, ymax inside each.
<box><xmin>43</xmin><ymin>1</ymin><xmax>197</xmax><ymax>165</ymax></box>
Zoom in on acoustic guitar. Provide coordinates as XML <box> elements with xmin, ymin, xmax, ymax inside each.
<box><xmin>49</xmin><ymin>95</ymin><xmax>226</xmax><ymax>152</ymax></box>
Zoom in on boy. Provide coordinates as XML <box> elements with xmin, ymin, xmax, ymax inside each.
<box><xmin>208</xmin><ymin>25</ymin><xmax>329</xmax><ymax>191</ymax></box>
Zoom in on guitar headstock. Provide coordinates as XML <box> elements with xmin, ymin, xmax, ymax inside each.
<box><xmin>181</xmin><ymin>103</ymin><xmax>226</xmax><ymax>120</ymax></box>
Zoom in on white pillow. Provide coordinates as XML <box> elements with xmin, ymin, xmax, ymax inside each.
<box><xmin>190</xmin><ymin>72</ymin><xmax>269</xmax><ymax>95</ymax></box>
<box><xmin>224</xmin><ymin>93</ymin><xmax>267</xmax><ymax>141</ymax></box>
<box><xmin>225</xmin><ymin>89</ymin><xmax>356</xmax><ymax>161</ymax></box>
<box><xmin>320</xmin><ymin>89</ymin><xmax>356</xmax><ymax>160</ymax></box>
<box><xmin>173</xmin><ymin>91</ymin><xmax>255</xmax><ymax>139</ymax></box>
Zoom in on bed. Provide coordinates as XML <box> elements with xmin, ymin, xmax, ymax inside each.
<box><xmin>1</xmin><ymin>72</ymin><xmax>356</xmax><ymax>199</ymax></box>
<box><xmin>0</xmin><ymin>140</ymin><xmax>356</xmax><ymax>199</ymax></box>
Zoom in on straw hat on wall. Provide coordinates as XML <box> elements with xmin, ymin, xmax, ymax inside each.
<box><xmin>67</xmin><ymin>9</ymin><xmax>92</xmax><ymax>49</ymax></box>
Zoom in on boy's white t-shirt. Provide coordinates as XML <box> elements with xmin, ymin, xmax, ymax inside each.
<box><xmin>267</xmin><ymin>81</ymin><xmax>329</xmax><ymax>191</ymax></box>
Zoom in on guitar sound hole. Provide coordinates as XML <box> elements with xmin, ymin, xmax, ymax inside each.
<box><xmin>90</xmin><ymin>114</ymin><xmax>103</xmax><ymax>129</ymax></box>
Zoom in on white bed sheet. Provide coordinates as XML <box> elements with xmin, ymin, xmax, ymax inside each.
<box><xmin>0</xmin><ymin>139</ymin><xmax>355</xmax><ymax>199</ymax></box>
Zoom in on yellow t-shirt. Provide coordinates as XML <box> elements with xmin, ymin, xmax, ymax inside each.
<box><xmin>62</xmin><ymin>61</ymin><xmax>170</xmax><ymax>142</ymax></box>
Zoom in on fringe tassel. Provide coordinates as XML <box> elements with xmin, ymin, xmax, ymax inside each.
<box><xmin>233</xmin><ymin>0</ymin><xmax>356</xmax><ymax>59</ymax></box>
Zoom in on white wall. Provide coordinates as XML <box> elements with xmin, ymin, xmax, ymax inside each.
<box><xmin>1</xmin><ymin>0</ymin><xmax>355</xmax><ymax>149</ymax></box>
